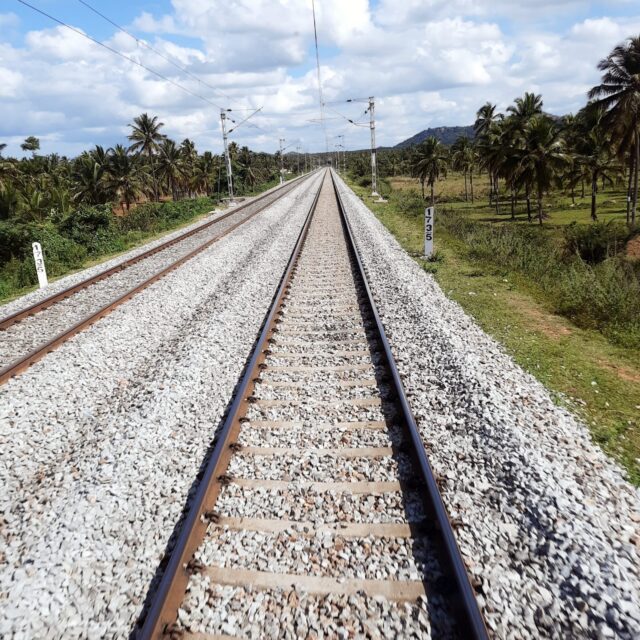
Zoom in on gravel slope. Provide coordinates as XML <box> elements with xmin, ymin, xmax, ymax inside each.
<box><xmin>333</xmin><ymin>171</ymin><xmax>640</xmax><ymax>639</ymax></box>
<box><xmin>0</xmin><ymin>176</ymin><xmax>305</xmax><ymax>321</ymax></box>
<box><xmin>0</xmin><ymin>173</ymin><xmax>322</xmax><ymax>639</ymax></box>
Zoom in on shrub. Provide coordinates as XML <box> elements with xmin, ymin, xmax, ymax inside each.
<box><xmin>390</xmin><ymin>189</ymin><xmax>424</xmax><ymax>217</ymax></box>
<box><xmin>438</xmin><ymin>207</ymin><xmax>640</xmax><ymax>348</ymax></box>
<box><xmin>563</xmin><ymin>221</ymin><xmax>632</xmax><ymax>264</ymax></box>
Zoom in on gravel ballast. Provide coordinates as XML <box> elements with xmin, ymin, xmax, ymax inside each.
<box><xmin>333</xmin><ymin>170</ymin><xmax>640</xmax><ymax>638</ymax></box>
<box><xmin>0</xmin><ymin>173</ymin><xmax>323</xmax><ymax>638</ymax></box>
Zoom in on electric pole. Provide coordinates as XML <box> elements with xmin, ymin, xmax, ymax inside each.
<box><xmin>296</xmin><ymin>145</ymin><xmax>301</xmax><ymax>174</ymax></box>
<box><xmin>220</xmin><ymin>108</ymin><xmax>234</xmax><ymax>201</ymax></box>
<box><xmin>337</xmin><ymin>135</ymin><xmax>345</xmax><ymax>174</ymax></box>
<box><xmin>369</xmin><ymin>96</ymin><xmax>378</xmax><ymax>197</ymax></box>
<box><xmin>279</xmin><ymin>138</ymin><xmax>285</xmax><ymax>184</ymax></box>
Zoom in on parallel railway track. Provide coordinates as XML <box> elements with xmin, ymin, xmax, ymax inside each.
<box><xmin>0</xmin><ymin>173</ymin><xmax>315</xmax><ymax>385</ymax></box>
<box><xmin>139</xmin><ymin>170</ymin><xmax>488</xmax><ymax>639</ymax></box>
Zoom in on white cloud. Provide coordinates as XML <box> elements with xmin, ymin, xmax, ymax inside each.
<box><xmin>1</xmin><ymin>2</ymin><xmax>640</xmax><ymax>157</ymax></box>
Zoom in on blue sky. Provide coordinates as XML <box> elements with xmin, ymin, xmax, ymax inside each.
<box><xmin>1</xmin><ymin>0</ymin><xmax>640</xmax><ymax>157</ymax></box>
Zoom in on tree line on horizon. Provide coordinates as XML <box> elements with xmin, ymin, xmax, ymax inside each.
<box><xmin>403</xmin><ymin>35</ymin><xmax>640</xmax><ymax>226</ymax></box>
<box><xmin>0</xmin><ymin>113</ymin><xmax>304</xmax><ymax>223</ymax></box>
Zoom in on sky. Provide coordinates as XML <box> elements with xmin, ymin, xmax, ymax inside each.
<box><xmin>1</xmin><ymin>0</ymin><xmax>640</xmax><ymax>157</ymax></box>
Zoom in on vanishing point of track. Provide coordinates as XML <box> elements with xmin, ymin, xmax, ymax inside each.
<box><xmin>0</xmin><ymin>173</ymin><xmax>314</xmax><ymax>385</ymax></box>
<box><xmin>139</xmin><ymin>170</ymin><xmax>488</xmax><ymax>638</ymax></box>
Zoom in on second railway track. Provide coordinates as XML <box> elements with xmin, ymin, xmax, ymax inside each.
<box><xmin>140</xmin><ymin>169</ymin><xmax>487</xmax><ymax>639</ymax></box>
<box><xmin>0</xmin><ymin>172</ymin><xmax>316</xmax><ymax>384</ymax></box>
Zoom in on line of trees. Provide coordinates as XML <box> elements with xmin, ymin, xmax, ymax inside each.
<box><xmin>0</xmin><ymin>113</ymin><xmax>294</xmax><ymax>223</ymax></box>
<box><xmin>401</xmin><ymin>36</ymin><xmax>640</xmax><ymax>227</ymax></box>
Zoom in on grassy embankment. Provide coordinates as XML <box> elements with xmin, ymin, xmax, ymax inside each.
<box><xmin>349</xmin><ymin>173</ymin><xmax>640</xmax><ymax>484</ymax></box>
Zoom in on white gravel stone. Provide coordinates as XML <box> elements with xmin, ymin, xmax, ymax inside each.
<box><xmin>0</xmin><ymin>172</ymin><xmax>323</xmax><ymax>638</ymax></box>
<box><xmin>195</xmin><ymin>528</ymin><xmax>440</xmax><ymax>581</ymax></box>
<box><xmin>178</xmin><ymin>579</ymin><xmax>454</xmax><ymax>639</ymax></box>
<box><xmin>334</xmin><ymin>170</ymin><xmax>640</xmax><ymax>638</ymax></box>
<box><xmin>216</xmin><ymin>485</ymin><xmax>426</xmax><ymax>524</ymax></box>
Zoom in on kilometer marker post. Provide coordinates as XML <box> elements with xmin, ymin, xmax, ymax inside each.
<box><xmin>424</xmin><ymin>207</ymin><xmax>434</xmax><ymax>258</ymax></box>
<box><xmin>32</xmin><ymin>242</ymin><xmax>48</xmax><ymax>288</ymax></box>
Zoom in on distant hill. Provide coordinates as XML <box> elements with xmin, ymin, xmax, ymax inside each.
<box><xmin>395</xmin><ymin>125</ymin><xmax>475</xmax><ymax>148</ymax></box>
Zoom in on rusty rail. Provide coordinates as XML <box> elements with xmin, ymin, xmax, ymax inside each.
<box><xmin>0</xmin><ymin>172</ymin><xmax>316</xmax><ymax>386</ymax></box>
<box><xmin>136</xmin><ymin>170</ymin><xmax>488</xmax><ymax>638</ymax></box>
<box><xmin>0</xmin><ymin>173</ymin><xmax>310</xmax><ymax>332</ymax></box>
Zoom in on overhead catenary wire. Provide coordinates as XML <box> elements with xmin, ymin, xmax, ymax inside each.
<box><xmin>76</xmin><ymin>0</ymin><xmax>236</xmax><ymax>105</ymax></box>
<box><xmin>16</xmin><ymin>0</ymin><xmax>228</xmax><ymax>111</ymax></box>
<box><xmin>310</xmin><ymin>0</ymin><xmax>329</xmax><ymax>154</ymax></box>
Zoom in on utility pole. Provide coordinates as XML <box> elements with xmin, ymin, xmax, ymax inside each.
<box><xmin>337</xmin><ymin>135</ymin><xmax>345</xmax><ymax>174</ymax></box>
<box><xmin>296</xmin><ymin>145</ymin><xmax>301</xmax><ymax>174</ymax></box>
<box><xmin>369</xmin><ymin>96</ymin><xmax>378</xmax><ymax>197</ymax></box>
<box><xmin>279</xmin><ymin>138</ymin><xmax>285</xmax><ymax>184</ymax></box>
<box><xmin>220</xmin><ymin>108</ymin><xmax>234</xmax><ymax>202</ymax></box>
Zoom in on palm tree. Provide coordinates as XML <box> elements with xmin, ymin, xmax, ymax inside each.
<box><xmin>128</xmin><ymin>113</ymin><xmax>166</xmax><ymax>202</ymax></box>
<box><xmin>476</xmin><ymin>120</ymin><xmax>510</xmax><ymax>214</ymax></box>
<box><xmin>20</xmin><ymin>136</ymin><xmax>40</xmax><ymax>157</ymax></box>
<box><xmin>507</xmin><ymin>92</ymin><xmax>544</xmax><ymax>123</ymax></box>
<box><xmin>179</xmin><ymin>139</ymin><xmax>197</xmax><ymax>196</ymax></box>
<box><xmin>515</xmin><ymin>115</ymin><xmax>569</xmax><ymax>225</ymax></box>
<box><xmin>475</xmin><ymin>103</ymin><xmax>504</xmax><ymax>207</ymax></box>
<box><xmin>193</xmin><ymin>151</ymin><xmax>219</xmax><ymax>197</ymax></box>
<box><xmin>451</xmin><ymin>136</ymin><xmax>476</xmax><ymax>202</ymax></box>
<box><xmin>72</xmin><ymin>151</ymin><xmax>109</xmax><ymax>205</ymax></box>
<box><xmin>574</xmin><ymin>105</ymin><xmax>617</xmax><ymax>220</ymax></box>
<box><xmin>588</xmin><ymin>36</ymin><xmax>640</xmax><ymax>225</ymax></box>
<box><xmin>105</xmin><ymin>144</ymin><xmax>144</xmax><ymax>211</ymax></box>
<box><xmin>157</xmin><ymin>139</ymin><xmax>184</xmax><ymax>200</ymax></box>
<box><xmin>412</xmin><ymin>137</ymin><xmax>448</xmax><ymax>206</ymax></box>
<box><xmin>474</xmin><ymin>102</ymin><xmax>501</xmax><ymax>136</ymax></box>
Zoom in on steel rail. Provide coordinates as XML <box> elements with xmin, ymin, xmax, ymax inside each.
<box><xmin>138</xmin><ymin>169</ymin><xmax>488</xmax><ymax>638</ymax></box>
<box><xmin>137</xmin><ymin>172</ymin><xmax>323</xmax><ymax>639</ymax></box>
<box><xmin>0</xmin><ymin>173</ymin><xmax>317</xmax><ymax>386</ymax></box>
<box><xmin>330</xmin><ymin>170</ymin><xmax>489</xmax><ymax>639</ymax></box>
<box><xmin>0</xmin><ymin>172</ymin><xmax>311</xmax><ymax>331</ymax></box>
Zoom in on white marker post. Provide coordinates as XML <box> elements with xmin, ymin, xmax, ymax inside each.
<box><xmin>32</xmin><ymin>242</ymin><xmax>48</xmax><ymax>289</ymax></box>
<box><xmin>424</xmin><ymin>207</ymin><xmax>434</xmax><ymax>258</ymax></box>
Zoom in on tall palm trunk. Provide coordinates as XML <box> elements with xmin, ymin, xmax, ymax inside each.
<box><xmin>464</xmin><ymin>171</ymin><xmax>468</xmax><ymax>201</ymax></box>
<box><xmin>470</xmin><ymin>170</ymin><xmax>474</xmax><ymax>203</ymax></box>
<box><xmin>591</xmin><ymin>173</ymin><xmax>598</xmax><ymax>221</ymax></box>
<box><xmin>430</xmin><ymin>182</ymin><xmax>435</xmax><ymax>207</ymax></box>
<box><xmin>494</xmin><ymin>173</ymin><xmax>500</xmax><ymax>215</ymax></box>
<box><xmin>537</xmin><ymin>186</ymin><xmax>544</xmax><ymax>225</ymax></box>
<box><xmin>148</xmin><ymin>148</ymin><xmax>159</xmax><ymax>202</ymax></box>
<box><xmin>526</xmin><ymin>185</ymin><xmax>532</xmax><ymax>223</ymax></box>
<box><xmin>488</xmin><ymin>172</ymin><xmax>494</xmax><ymax>206</ymax></box>
<box><xmin>627</xmin><ymin>152</ymin><xmax>635</xmax><ymax>224</ymax></box>
<box><xmin>633</xmin><ymin>128</ymin><xmax>639</xmax><ymax>226</ymax></box>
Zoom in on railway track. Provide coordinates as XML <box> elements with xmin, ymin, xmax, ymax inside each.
<box><xmin>140</xmin><ymin>170</ymin><xmax>488</xmax><ymax>639</ymax></box>
<box><xmin>0</xmin><ymin>173</ymin><xmax>315</xmax><ymax>385</ymax></box>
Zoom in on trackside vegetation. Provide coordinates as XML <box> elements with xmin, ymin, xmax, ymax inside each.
<box><xmin>343</xmin><ymin>35</ymin><xmax>640</xmax><ymax>483</ymax></box>
<box><xmin>0</xmin><ymin>114</ymin><xmax>297</xmax><ymax>301</ymax></box>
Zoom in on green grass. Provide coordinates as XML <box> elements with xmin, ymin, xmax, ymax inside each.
<box><xmin>350</xmin><ymin>178</ymin><xmax>640</xmax><ymax>485</ymax></box>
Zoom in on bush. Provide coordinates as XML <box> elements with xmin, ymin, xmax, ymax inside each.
<box><xmin>563</xmin><ymin>221</ymin><xmax>632</xmax><ymax>264</ymax></box>
<box><xmin>439</xmin><ymin>207</ymin><xmax>640</xmax><ymax>348</ymax></box>
<box><xmin>390</xmin><ymin>189</ymin><xmax>424</xmax><ymax>216</ymax></box>
<box><xmin>0</xmin><ymin>197</ymin><xmax>219</xmax><ymax>300</ymax></box>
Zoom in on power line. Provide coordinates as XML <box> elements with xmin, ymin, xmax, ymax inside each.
<box><xmin>16</xmin><ymin>0</ymin><xmax>225</xmax><ymax>111</ymax></box>
<box><xmin>310</xmin><ymin>0</ymin><xmax>329</xmax><ymax>154</ymax></box>
<box><xmin>76</xmin><ymin>0</ymin><xmax>237</xmax><ymax>105</ymax></box>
